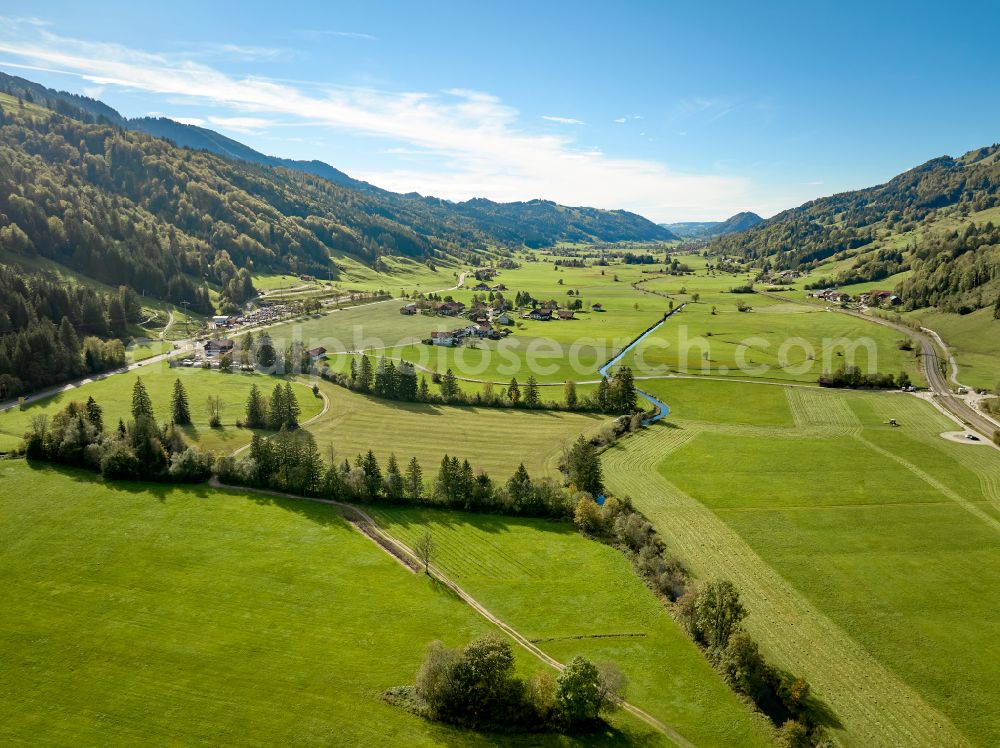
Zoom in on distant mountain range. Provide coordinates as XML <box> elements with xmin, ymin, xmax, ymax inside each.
<box><xmin>659</xmin><ymin>211</ymin><xmax>763</xmax><ymax>240</ymax></box>
<box><xmin>0</xmin><ymin>71</ymin><xmax>675</xmax><ymax>249</ymax></box>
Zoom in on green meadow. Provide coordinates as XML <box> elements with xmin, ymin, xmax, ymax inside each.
<box><xmin>374</xmin><ymin>506</ymin><xmax>775</xmax><ymax>748</ymax></box>
<box><xmin>614</xmin><ymin>272</ymin><xmax>924</xmax><ymax>386</ymax></box>
<box><xmin>603</xmin><ymin>377</ymin><xmax>1000</xmax><ymax>747</ymax></box>
<box><xmin>0</xmin><ymin>461</ymin><xmax>667</xmax><ymax>746</ymax></box>
<box><xmin>0</xmin><ymin>366</ymin><xmax>322</xmax><ymax>453</ymax></box>
<box><xmin>305</xmin><ymin>379</ymin><xmax>607</xmax><ymax>479</ymax></box>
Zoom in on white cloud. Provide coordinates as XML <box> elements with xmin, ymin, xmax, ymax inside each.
<box><xmin>0</xmin><ymin>24</ymin><xmax>755</xmax><ymax>220</ymax></box>
<box><xmin>294</xmin><ymin>29</ymin><xmax>376</xmax><ymax>41</ymax></box>
<box><xmin>542</xmin><ymin>115</ymin><xmax>584</xmax><ymax>125</ymax></box>
<box><xmin>613</xmin><ymin>117</ymin><xmax>627</xmax><ymax>124</ymax></box>
<box><xmin>206</xmin><ymin>115</ymin><xmax>277</xmax><ymax>134</ymax></box>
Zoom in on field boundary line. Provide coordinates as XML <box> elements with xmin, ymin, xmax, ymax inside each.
<box><xmin>854</xmin><ymin>434</ymin><xmax>1000</xmax><ymax>534</ymax></box>
<box><xmin>207</xmin><ymin>478</ymin><xmax>693</xmax><ymax>747</ymax></box>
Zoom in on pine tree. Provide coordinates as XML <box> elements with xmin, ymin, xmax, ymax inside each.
<box><xmin>131</xmin><ymin>377</ymin><xmax>153</xmax><ymax>420</ymax></box>
<box><xmin>433</xmin><ymin>454</ymin><xmax>455</xmax><ymax>504</ymax></box>
<box><xmin>245</xmin><ymin>383</ymin><xmax>266</xmax><ymax>429</ymax></box>
<box><xmin>84</xmin><ymin>396</ymin><xmax>104</xmax><ymax>432</ymax></box>
<box><xmin>360</xmin><ymin>449</ymin><xmax>382</xmax><ymax>499</ymax></box>
<box><xmin>358</xmin><ymin>355</ymin><xmax>374</xmax><ymax>392</ymax></box>
<box><xmin>566</xmin><ymin>435</ymin><xmax>603</xmax><ymax>496</ymax></box>
<box><xmin>398</xmin><ymin>361</ymin><xmax>418</xmax><ymax>401</ymax></box>
<box><xmin>374</xmin><ymin>356</ymin><xmax>388</xmax><ymax>397</ymax></box>
<box><xmin>459</xmin><ymin>459</ymin><xmax>475</xmax><ymax>507</ymax></box>
<box><xmin>284</xmin><ymin>382</ymin><xmax>300</xmax><ymax>428</ymax></box>
<box><xmin>268</xmin><ymin>383</ymin><xmax>286</xmax><ymax>430</ymax></box>
<box><xmin>507</xmin><ymin>377</ymin><xmax>521</xmax><ymax>404</ymax></box>
<box><xmin>297</xmin><ymin>431</ymin><xmax>324</xmax><ymax>495</ymax></box>
<box><xmin>611</xmin><ymin>366</ymin><xmax>637</xmax><ymax>413</ymax></box>
<box><xmin>171</xmin><ymin>378</ymin><xmax>191</xmax><ymax>425</ymax></box>
<box><xmin>524</xmin><ymin>376</ymin><xmax>541</xmax><ymax>407</ymax></box>
<box><xmin>564</xmin><ymin>380</ymin><xmax>578</xmax><ymax>408</ymax></box>
<box><xmin>440</xmin><ymin>368</ymin><xmax>459</xmax><ymax>402</ymax></box>
<box><xmin>349</xmin><ymin>357</ymin><xmax>358</xmax><ymax>383</ymax></box>
<box><xmin>255</xmin><ymin>333</ymin><xmax>276</xmax><ymax>369</ymax></box>
<box><xmin>405</xmin><ymin>456</ymin><xmax>423</xmax><ymax>498</ymax></box>
<box><xmin>506</xmin><ymin>463</ymin><xmax>533</xmax><ymax>510</ymax></box>
<box><xmin>596</xmin><ymin>376</ymin><xmax>611</xmax><ymax>412</ymax></box>
<box><xmin>418</xmin><ymin>375</ymin><xmax>430</xmax><ymax>401</ymax></box>
<box><xmin>385</xmin><ymin>453</ymin><xmax>404</xmax><ymax>500</ymax></box>
<box><xmin>384</xmin><ymin>359</ymin><xmax>398</xmax><ymax>399</ymax></box>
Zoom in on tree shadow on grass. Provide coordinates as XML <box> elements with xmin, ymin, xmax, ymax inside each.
<box><xmin>770</xmin><ymin>666</ymin><xmax>844</xmax><ymax>731</ymax></box>
<box><xmin>370</xmin><ymin>501</ymin><xmax>575</xmax><ymax>538</ymax></box>
<box><xmin>23</xmin><ymin>459</ymin><xmax>214</xmax><ymax>504</ymax></box>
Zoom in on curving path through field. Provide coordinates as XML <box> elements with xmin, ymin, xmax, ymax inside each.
<box><xmin>206</xmin><ymin>476</ymin><xmax>693</xmax><ymax>747</ymax></box>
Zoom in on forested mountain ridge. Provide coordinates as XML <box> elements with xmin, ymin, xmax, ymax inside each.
<box><xmin>709</xmin><ymin>146</ymin><xmax>1000</xmax><ymax>315</ymax></box>
<box><xmin>709</xmin><ymin>146</ymin><xmax>1000</xmax><ymax>267</ymax></box>
<box><xmin>0</xmin><ymin>71</ymin><xmax>673</xmax><ymax>250</ymax></box>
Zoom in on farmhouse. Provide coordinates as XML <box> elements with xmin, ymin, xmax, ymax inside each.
<box><xmin>211</xmin><ymin>315</ymin><xmax>231</xmax><ymax>328</ymax></box>
<box><xmin>495</xmin><ymin>312</ymin><xmax>514</xmax><ymax>325</ymax></box>
<box><xmin>864</xmin><ymin>290</ymin><xmax>901</xmax><ymax>306</ymax></box>
<box><xmin>557</xmin><ymin>310</ymin><xmax>575</xmax><ymax>320</ymax></box>
<box><xmin>431</xmin><ymin>331</ymin><xmax>457</xmax><ymax>346</ymax></box>
<box><xmin>435</xmin><ymin>301</ymin><xmax>466</xmax><ymax>316</ymax></box>
<box><xmin>491</xmin><ymin>283</ymin><xmax>507</xmax><ymax>291</ymax></box>
<box><xmin>529</xmin><ymin>308</ymin><xmax>552</xmax><ymax>321</ymax></box>
<box><xmin>204</xmin><ymin>338</ymin><xmax>234</xmax><ymax>357</ymax></box>
<box><xmin>472</xmin><ymin>282</ymin><xmax>490</xmax><ymax>291</ymax></box>
<box><xmin>308</xmin><ymin>346</ymin><xmax>327</xmax><ymax>361</ymax></box>
<box><xmin>399</xmin><ymin>303</ymin><xmax>417</xmax><ymax>315</ymax></box>
<box><xmin>591</xmin><ymin>303</ymin><xmax>604</xmax><ymax>312</ymax></box>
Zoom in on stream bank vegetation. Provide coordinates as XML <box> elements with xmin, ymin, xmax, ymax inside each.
<box><xmin>572</xmin><ymin>494</ymin><xmax>833</xmax><ymax>746</ymax></box>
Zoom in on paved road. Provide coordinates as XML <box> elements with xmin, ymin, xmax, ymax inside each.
<box><xmin>841</xmin><ymin>309</ymin><xmax>997</xmax><ymax>438</ymax></box>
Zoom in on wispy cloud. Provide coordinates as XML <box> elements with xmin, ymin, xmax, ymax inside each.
<box><xmin>194</xmin><ymin>43</ymin><xmax>287</xmax><ymax>62</ymax></box>
<box><xmin>542</xmin><ymin>115</ymin><xmax>584</xmax><ymax>125</ymax></box>
<box><xmin>205</xmin><ymin>114</ymin><xmax>278</xmax><ymax>135</ymax></box>
<box><xmin>294</xmin><ymin>29</ymin><xmax>376</xmax><ymax>42</ymax></box>
<box><xmin>0</xmin><ymin>23</ymin><xmax>753</xmax><ymax>220</ymax></box>
<box><xmin>613</xmin><ymin>116</ymin><xmax>627</xmax><ymax>124</ymax></box>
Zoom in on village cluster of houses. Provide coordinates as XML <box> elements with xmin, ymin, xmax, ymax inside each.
<box><xmin>209</xmin><ymin>304</ymin><xmax>292</xmax><ymax>330</ymax></box>
<box><xmin>176</xmin><ymin>338</ymin><xmax>330</xmax><ymax>368</ymax></box>
<box><xmin>810</xmin><ymin>288</ymin><xmax>901</xmax><ymax>306</ymax></box>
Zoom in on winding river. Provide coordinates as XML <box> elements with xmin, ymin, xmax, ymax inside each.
<box><xmin>598</xmin><ymin>303</ymin><xmax>685</xmax><ymax>425</ymax></box>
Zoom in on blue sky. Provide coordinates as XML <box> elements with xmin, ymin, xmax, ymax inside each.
<box><xmin>1</xmin><ymin>1</ymin><xmax>997</xmax><ymax>221</ymax></box>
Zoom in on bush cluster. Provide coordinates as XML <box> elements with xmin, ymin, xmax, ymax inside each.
<box><xmin>23</xmin><ymin>380</ymin><xmax>212</xmax><ymax>483</ymax></box>
<box><xmin>390</xmin><ymin>634</ymin><xmax>626</xmax><ymax>734</ymax></box>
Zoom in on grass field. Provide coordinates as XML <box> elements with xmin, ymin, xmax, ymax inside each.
<box><xmin>614</xmin><ymin>274</ymin><xmax>924</xmax><ymax>386</ymax></box>
<box><xmin>253</xmin><ymin>254</ymin><xmax>925</xmax><ymax>393</ymax></box>
<box><xmin>305</xmin><ymin>379</ymin><xmax>608</xmax><ymax>480</ymax></box>
<box><xmin>0</xmin><ymin>461</ymin><xmax>670</xmax><ymax>746</ymax></box>
<box><xmin>0</xmin><ymin>367</ymin><xmax>322</xmax><ymax>454</ymax></box>
<box><xmin>602</xmin><ymin>379</ymin><xmax>1000</xmax><ymax>747</ymax></box>
<box><xmin>373</xmin><ymin>506</ymin><xmax>775</xmax><ymax>748</ymax></box>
